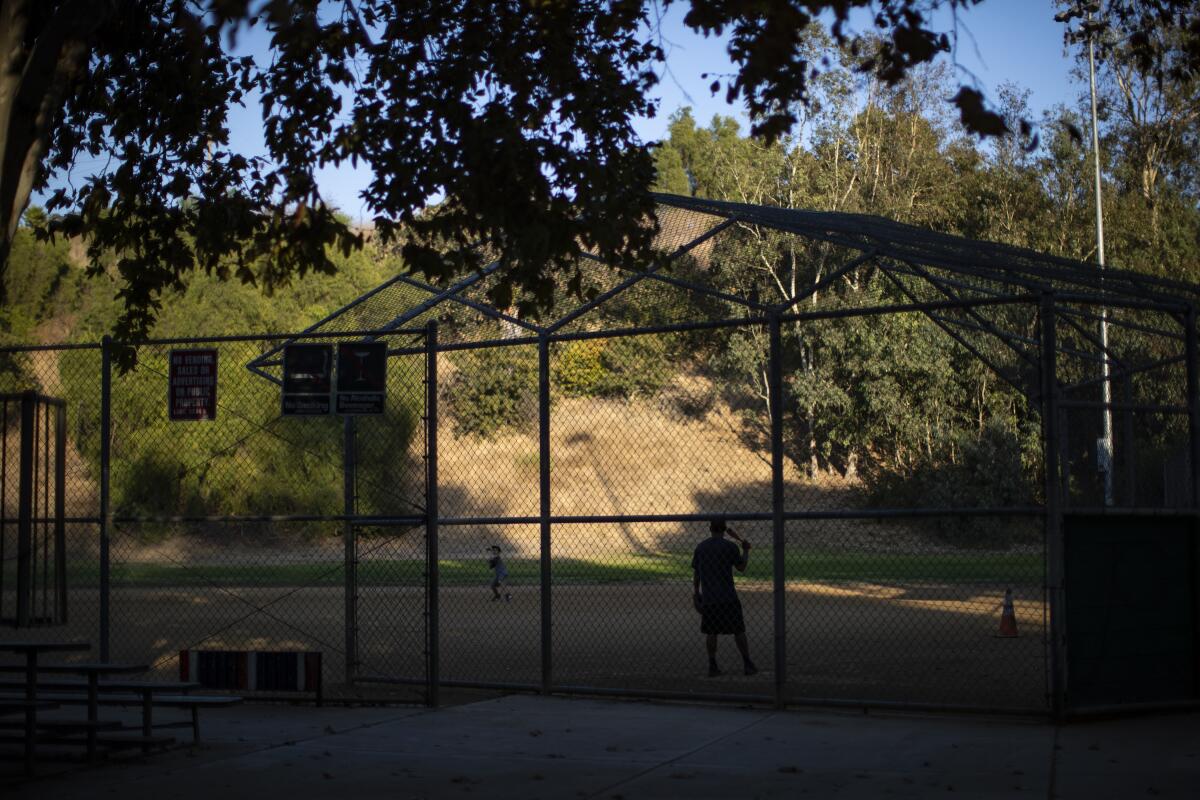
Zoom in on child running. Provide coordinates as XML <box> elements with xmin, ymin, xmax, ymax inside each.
<box><xmin>487</xmin><ymin>545</ymin><xmax>511</xmax><ymax>602</ymax></box>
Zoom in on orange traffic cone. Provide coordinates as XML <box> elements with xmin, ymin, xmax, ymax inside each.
<box><xmin>995</xmin><ymin>588</ymin><xmax>1019</xmax><ymax>638</ymax></box>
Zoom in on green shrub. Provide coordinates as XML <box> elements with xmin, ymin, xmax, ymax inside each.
<box><xmin>445</xmin><ymin>346</ymin><xmax>538</xmax><ymax>437</ymax></box>
<box><xmin>599</xmin><ymin>336</ymin><xmax>672</xmax><ymax>397</ymax></box>
<box><xmin>553</xmin><ymin>336</ymin><xmax>672</xmax><ymax>399</ymax></box>
<box><xmin>2</xmin><ymin>228</ymin><xmax>439</xmax><ymax>533</ymax></box>
<box><xmin>57</xmin><ymin>342</ymin><xmax>419</xmax><ymax>526</ymax></box>
<box><xmin>115</xmin><ymin>445</ymin><xmax>196</xmax><ymax>516</ymax></box>
<box><xmin>553</xmin><ymin>340</ymin><xmax>606</xmax><ymax>395</ymax></box>
<box><xmin>0</xmin><ymin>347</ymin><xmax>32</xmax><ymax>395</ymax></box>
<box><xmin>864</xmin><ymin>420</ymin><xmax>1041</xmax><ymax>548</ymax></box>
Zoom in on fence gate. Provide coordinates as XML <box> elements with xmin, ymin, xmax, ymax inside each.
<box><xmin>0</xmin><ymin>392</ymin><xmax>67</xmax><ymax>628</ymax></box>
<box><xmin>349</xmin><ymin>326</ymin><xmax>436</xmax><ymax>701</ymax></box>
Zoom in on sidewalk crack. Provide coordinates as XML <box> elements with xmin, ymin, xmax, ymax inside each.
<box><xmin>1046</xmin><ymin>724</ymin><xmax>1061</xmax><ymax>800</ymax></box>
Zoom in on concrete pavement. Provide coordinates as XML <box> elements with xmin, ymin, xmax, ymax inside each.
<box><xmin>3</xmin><ymin>694</ymin><xmax>1197</xmax><ymax>799</ymax></box>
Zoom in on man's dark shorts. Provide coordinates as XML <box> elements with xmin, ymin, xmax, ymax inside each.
<box><xmin>700</xmin><ymin>599</ymin><xmax>745</xmax><ymax>635</ymax></box>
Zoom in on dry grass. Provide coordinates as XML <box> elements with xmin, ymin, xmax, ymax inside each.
<box><xmin>433</xmin><ymin>373</ymin><xmax>948</xmax><ymax>559</ymax></box>
<box><xmin>6</xmin><ymin>361</ymin><xmax>1026</xmax><ymax>563</ymax></box>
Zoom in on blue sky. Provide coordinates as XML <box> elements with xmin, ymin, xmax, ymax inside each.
<box><xmin>38</xmin><ymin>1</ymin><xmax>1086</xmax><ymax>224</ymax></box>
<box><xmin>641</xmin><ymin>0</ymin><xmax>1081</xmax><ymax>140</ymax></box>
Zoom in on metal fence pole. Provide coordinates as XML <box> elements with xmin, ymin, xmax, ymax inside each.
<box><xmin>1040</xmin><ymin>295</ymin><xmax>1066</xmax><ymax>717</ymax></box>
<box><xmin>99</xmin><ymin>337</ymin><xmax>112</xmax><ymax>660</ymax></box>
<box><xmin>538</xmin><ymin>334</ymin><xmax>552</xmax><ymax>694</ymax></box>
<box><xmin>1187</xmin><ymin>307</ymin><xmax>1200</xmax><ymax>702</ymax></box>
<box><xmin>54</xmin><ymin>404</ymin><xmax>67</xmax><ymax>624</ymax></box>
<box><xmin>768</xmin><ymin>313</ymin><xmax>786</xmax><ymax>708</ymax></box>
<box><xmin>425</xmin><ymin>322</ymin><xmax>440</xmax><ymax>707</ymax></box>
<box><xmin>343</xmin><ymin>415</ymin><xmax>358</xmax><ymax>684</ymax></box>
<box><xmin>1185</xmin><ymin>307</ymin><xmax>1200</xmax><ymax>509</ymax></box>
<box><xmin>16</xmin><ymin>392</ymin><xmax>34</xmax><ymax>627</ymax></box>
<box><xmin>1122</xmin><ymin>377</ymin><xmax>1135</xmax><ymax>505</ymax></box>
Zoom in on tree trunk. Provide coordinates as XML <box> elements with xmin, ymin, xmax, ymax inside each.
<box><xmin>0</xmin><ymin>0</ymin><xmax>107</xmax><ymax>299</ymax></box>
<box><xmin>807</xmin><ymin>405</ymin><xmax>819</xmax><ymax>478</ymax></box>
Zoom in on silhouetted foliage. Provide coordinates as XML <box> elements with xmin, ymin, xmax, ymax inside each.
<box><xmin>9</xmin><ymin>1</ymin><xmax>1194</xmax><ymax>342</ymax></box>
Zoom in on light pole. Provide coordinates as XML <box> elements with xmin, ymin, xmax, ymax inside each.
<box><xmin>1086</xmin><ymin>9</ymin><xmax>1115</xmax><ymax>506</ymax></box>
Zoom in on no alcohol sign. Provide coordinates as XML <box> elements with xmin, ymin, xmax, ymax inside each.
<box><xmin>336</xmin><ymin>341</ymin><xmax>387</xmax><ymax>414</ymax></box>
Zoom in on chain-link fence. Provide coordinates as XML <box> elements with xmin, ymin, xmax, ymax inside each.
<box><xmin>0</xmin><ymin>392</ymin><xmax>68</xmax><ymax>628</ymax></box>
<box><xmin>1</xmin><ymin>346</ymin><xmax>103</xmax><ymax>657</ymax></box>
<box><xmin>0</xmin><ymin>301</ymin><xmax>1193</xmax><ymax>714</ymax></box>
<box><xmin>1</xmin><ymin>330</ymin><xmax>432</xmax><ymax>703</ymax></box>
<box><xmin>411</xmin><ymin>307</ymin><xmax>1052</xmax><ymax>712</ymax></box>
<box><xmin>4</xmin><ymin>198</ymin><xmax>1199</xmax><ymax>717</ymax></box>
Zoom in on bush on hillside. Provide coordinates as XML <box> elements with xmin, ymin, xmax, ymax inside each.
<box><xmin>553</xmin><ymin>335</ymin><xmax>672</xmax><ymax>399</ymax></box>
<box><xmin>863</xmin><ymin>419</ymin><xmax>1041</xmax><ymax>548</ymax></box>
<box><xmin>444</xmin><ymin>346</ymin><xmax>538</xmax><ymax>438</ymax></box>
<box><xmin>553</xmin><ymin>340</ymin><xmax>607</xmax><ymax>396</ymax></box>
<box><xmin>60</xmin><ymin>344</ymin><xmax>420</xmax><ymax>527</ymax></box>
<box><xmin>37</xmin><ymin>238</ymin><xmax>423</xmax><ymax>531</ymax></box>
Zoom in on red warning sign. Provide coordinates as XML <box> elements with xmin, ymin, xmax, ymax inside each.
<box><xmin>169</xmin><ymin>349</ymin><xmax>218</xmax><ymax>421</ymax></box>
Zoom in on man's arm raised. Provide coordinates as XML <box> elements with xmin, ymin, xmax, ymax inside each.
<box><xmin>730</xmin><ymin>529</ymin><xmax>751</xmax><ymax>573</ymax></box>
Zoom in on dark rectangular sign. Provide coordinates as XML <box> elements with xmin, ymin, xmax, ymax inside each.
<box><xmin>169</xmin><ymin>349</ymin><xmax>218</xmax><ymax>421</ymax></box>
<box><xmin>282</xmin><ymin>344</ymin><xmax>333</xmax><ymax>416</ymax></box>
<box><xmin>336</xmin><ymin>341</ymin><xmax>386</xmax><ymax>415</ymax></box>
<box><xmin>283</xmin><ymin>344</ymin><xmax>333</xmax><ymax>394</ymax></box>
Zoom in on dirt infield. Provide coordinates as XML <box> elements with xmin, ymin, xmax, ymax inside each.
<box><xmin>39</xmin><ymin>579</ymin><xmax>1046</xmax><ymax>712</ymax></box>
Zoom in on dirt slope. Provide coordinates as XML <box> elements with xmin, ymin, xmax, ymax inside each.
<box><xmin>433</xmin><ymin>373</ymin><xmax>918</xmax><ymax>559</ymax></box>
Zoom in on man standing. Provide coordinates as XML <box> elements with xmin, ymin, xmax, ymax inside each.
<box><xmin>692</xmin><ymin>517</ymin><xmax>758</xmax><ymax>677</ymax></box>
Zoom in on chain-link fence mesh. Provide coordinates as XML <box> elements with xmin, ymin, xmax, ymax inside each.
<box><xmin>3</xmin><ymin>198</ymin><xmax>1196</xmax><ymax>715</ymax></box>
<box><xmin>1055</xmin><ymin>301</ymin><xmax>1191</xmax><ymax>511</ymax></box>
<box><xmin>354</xmin><ymin>520</ymin><xmax>428</xmax><ymax>698</ymax></box>
<box><xmin>1</xmin><ymin>347</ymin><xmax>102</xmax><ymax>652</ymax></box>
<box><xmin>0</xmin><ymin>393</ymin><xmax>68</xmax><ymax>627</ymax></box>
<box><xmin>549</xmin><ymin>519</ymin><xmax>774</xmax><ymax>696</ymax></box>
<box><xmin>437</xmin><ymin>524</ymin><xmax>541</xmax><ymax>687</ymax></box>
<box><xmin>0</xmin><ymin>313</ymin><xmax>1057</xmax><ymax>712</ymax></box>
<box><xmin>783</xmin><ymin>514</ymin><xmax>1045</xmax><ymax>709</ymax></box>
<box><xmin>2</xmin><ymin>332</ymin><xmax>430</xmax><ymax>702</ymax></box>
<box><xmin>108</xmin><ymin>521</ymin><xmax>356</xmax><ymax>684</ymax></box>
<box><xmin>438</xmin><ymin>343</ymin><xmax>540</xmax><ymax>520</ymax></box>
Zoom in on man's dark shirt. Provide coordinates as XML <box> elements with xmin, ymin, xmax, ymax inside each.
<box><xmin>691</xmin><ymin>537</ymin><xmax>743</xmax><ymax>604</ymax></box>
